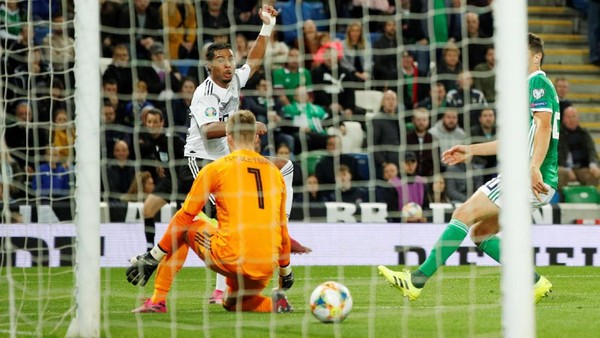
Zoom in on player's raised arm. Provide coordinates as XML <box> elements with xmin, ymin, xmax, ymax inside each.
<box><xmin>246</xmin><ymin>5</ymin><xmax>278</xmax><ymax>77</ymax></box>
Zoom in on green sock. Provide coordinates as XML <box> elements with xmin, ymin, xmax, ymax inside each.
<box><xmin>478</xmin><ymin>235</ymin><xmax>541</xmax><ymax>284</ymax></box>
<box><xmin>479</xmin><ymin>235</ymin><xmax>501</xmax><ymax>263</ymax></box>
<box><xmin>416</xmin><ymin>219</ymin><xmax>469</xmax><ymax>285</ymax></box>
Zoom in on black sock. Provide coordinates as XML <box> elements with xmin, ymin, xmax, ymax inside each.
<box><xmin>411</xmin><ymin>270</ymin><xmax>429</xmax><ymax>288</ymax></box>
<box><xmin>144</xmin><ymin>217</ymin><xmax>155</xmax><ymax>252</ymax></box>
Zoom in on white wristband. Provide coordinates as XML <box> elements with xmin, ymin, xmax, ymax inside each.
<box><xmin>259</xmin><ymin>12</ymin><xmax>276</xmax><ymax>36</ymax></box>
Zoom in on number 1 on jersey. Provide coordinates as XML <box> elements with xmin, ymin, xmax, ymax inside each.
<box><xmin>247</xmin><ymin>167</ymin><xmax>265</xmax><ymax>209</ymax></box>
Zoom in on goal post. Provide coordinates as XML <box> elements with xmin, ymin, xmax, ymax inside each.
<box><xmin>66</xmin><ymin>0</ymin><xmax>101</xmax><ymax>337</ymax></box>
<box><xmin>494</xmin><ymin>0</ymin><xmax>535</xmax><ymax>336</ymax></box>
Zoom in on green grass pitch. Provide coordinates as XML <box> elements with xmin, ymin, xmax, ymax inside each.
<box><xmin>1</xmin><ymin>265</ymin><xmax>599</xmax><ymax>337</ymax></box>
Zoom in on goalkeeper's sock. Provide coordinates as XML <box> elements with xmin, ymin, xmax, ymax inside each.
<box><xmin>477</xmin><ymin>235</ymin><xmax>501</xmax><ymax>263</ymax></box>
<box><xmin>279</xmin><ymin>160</ymin><xmax>294</xmax><ymax>219</ymax></box>
<box><xmin>417</xmin><ymin>219</ymin><xmax>469</xmax><ymax>280</ymax></box>
<box><xmin>152</xmin><ymin>243</ymin><xmax>189</xmax><ymax>303</ymax></box>
<box><xmin>144</xmin><ymin>217</ymin><xmax>156</xmax><ymax>252</ymax></box>
<box><xmin>215</xmin><ymin>273</ymin><xmax>227</xmax><ymax>292</ymax></box>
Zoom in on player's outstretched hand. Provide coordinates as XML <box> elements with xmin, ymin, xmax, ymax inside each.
<box><xmin>126</xmin><ymin>252</ymin><xmax>160</xmax><ymax>286</ymax></box>
<box><xmin>279</xmin><ymin>265</ymin><xmax>294</xmax><ymax>290</ymax></box>
<box><xmin>442</xmin><ymin>144</ymin><xmax>471</xmax><ymax>166</ymax></box>
<box><xmin>259</xmin><ymin>5</ymin><xmax>279</xmax><ymax>25</ymax></box>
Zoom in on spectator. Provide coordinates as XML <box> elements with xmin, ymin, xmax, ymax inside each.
<box><xmin>104</xmin><ymin>140</ymin><xmax>136</xmax><ymax>201</ymax></box>
<box><xmin>124</xmin><ymin>80</ymin><xmax>154</xmax><ymax>126</ymax></box>
<box><xmin>4</xmin><ymin>22</ymin><xmax>33</xmax><ymax>75</ymax></box>
<box><xmin>464</xmin><ymin>12</ymin><xmax>490</xmax><ymax>71</ymax></box>
<box><xmin>8</xmin><ymin>47</ymin><xmax>51</xmax><ymax>101</ymax></box>
<box><xmin>313</xmin><ymin>32</ymin><xmax>345</xmax><ymax>67</ymax></box>
<box><xmin>416</xmin><ymin>82</ymin><xmax>448</xmax><ymax>119</ymax></box>
<box><xmin>406</xmin><ymin>108</ymin><xmax>439</xmax><ymax>178</ymax></box>
<box><xmin>32</xmin><ymin>147</ymin><xmax>70</xmax><ymax>197</ymax></box>
<box><xmin>0</xmin><ymin>0</ymin><xmax>23</xmax><ymax>46</ymax></box>
<box><xmin>396</xmin><ymin>152</ymin><xmax>426</xmax><ymax>211</ymax></box>
<box><xmin>293</xmin><ymin>19</ymin><xmax>320</xmax><ymax>69</ymax></box>
<box><xmin>470</xmin><ymin>108</ymin><xmax>497</xmax><ymax>181</ymax></box>
<box><xmin>121</xmin><ymin>171</ymin><xmax>155</xmax><ymax>202</ymax></box>
<box><xmin>372</xmin><ymin>19</ymin><xmax>398</xmax><ymax>91</ymax></box>
<box><xmin>233</xmin><ymin>0</ymin><xmax>262</xmax><ymax>41</ymax></box>
<box><xmin>341</xmin><ymin>21</ymin><xmax>372</xmax><ymax>84</ymax></box>
<box><xmin>5</xmin><ymin>101</ymin><xmax>49</xmax><ymax>172</ymax></box>
<box><xmin>330</xmin><ymin>164</ymin><xmax>368</xmax><ymax>204</ymax></box>
<box><xmin>101</xmin><ymin>99</ymin><xmax>132</xmax><ymax>160</ymax></box>
<box><xmin>50</xmin><ymin>108</ymin><xmax>76</xmax><ymax>163</ymax></box>
<box><xmin>282</xmin><ymin>86</ymin><xmax>329</xmax><ymax>152</ymax></box>
<box><xmin>159</xmin><ymin>0</ymin><xmax>197</xmax><ymax>60</ymax></box>
<box><xmin>315</xmin><ymin>135</ymin><xmax>360</xmax><ymax>195</ymax></box>
<box><xmin>272</xmin><ymin>47</ymin><xmax>312</xmax><ymax>106</ymax></box>
<box><xmin>446</xmin><ymin>70</ymin><xmax>488</xmax><ymax>128</ymax></box>
<box><xmin>116</xmin><ymin>0</ymin><xmax>162</xmax><ymax>60</ymax></box>
<box><xmin>200</xmin><ymin>0</ymin><xmax>230</xmax><ymax>44</ymax></box>
<box><xmin>274</xmin><ymin>143</ymin><xmax>303</xmax><ymax>188</ymax></box>
<box><xmin>588</xmin><ymin>0</ymin><xmax>600</xmax><ymax>66</ymax></box>
<box><xmin>137</xmin><ymin>42</ymin><xmax>183</xmax><ymax>104</ymax></box>
<box><xmin>42</xmin><ymin>13</ymin><xmax>75</xmax><ymax>72</ymax></box>
<box><xmin>350</xmin><ymin>0</ymin><xmax>395</xmax><ymax>32</ymax></box>
<box><xmin>302</xmin><ymin>174</ymin><xmax>328</xmax><ymax>203</ymax></box>
<box><xmin>168</xmin><ymin>76</ymin><xmax>196</xmax><ymax>136</ymax></box>
<box><xmin>241</xmin><ymin>77</ymin><xmax>274</xmax><ymax>124</ymax></box>
<box><xmin>311</xmin><ymin>46</ymin><xmax>364</xmax><ymax>119</ymax></box>
<box><xmin>558</xmin><ymin>106</ymin><xmax>600</xmax><ymax>191</ymax></box>
<box><xmin>376</xmin><ymin>162</ymin><xmax>401</xmax><ymax>217</ymax></box>
<box><xmin>102</xmin><ymin>77</ymin><xmax>128</xmax><ymax>125</ymax></box>
<box><xmin>428</xmin><ymin>108</ymin><xmax>466</xmax><ymax>166</ymax></box>
<box><xmin>435</xmin><ymin>42</ymin><xmax>462</xmax><ymax>93</ymax></box>
<box><xmin>100</xmin><ymin>0</ymin><xmax>122</xmax><ymax>57</ymax></box>
<box><xmin>399</xmin><ymin>0</ymin><xmax>429</xmax><ymax>74</ymax></box>
<box><xmin>473</xmin><ymin>45</ymin><xmax>496</xmax><ymax>103</ymax></box>
<box><xmin>102</xmin><ymin>44</ymin><xmax>135</xmax><ymax>98</ymax></box>
<box><xmin>0</xmin><ymin>138</ymin><xmax>27</xmax><ymax>202</ymax></box>
<box><xmin>399</xmin><ymin>50</ymin><xmax>428</xmax><ymax>111</ymax></box>
<box><xmin>367</xmin><ymin>90</ymin><xmax>401</xmax><ymax>179</ymax></box>
<box><xmin>234</xmin><ymin>33</ymin><xmax>250</xmax><ymax>66</ymax></box>
<box><xmin>554</xmin><ymin>77</ymin><xmax>572</xmax><ymax>116</ymax></box>
<box><xmin>424</xmin><ymin>173</ymin><xmax>451</xmax><ymax>210</ymax></box>
<box><xmin>264</xmin><ymin>28</ymin><xmax>289</xmax><ymax>68</ymax></box>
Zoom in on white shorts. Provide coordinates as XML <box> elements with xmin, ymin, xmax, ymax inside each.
<box><xmin>478</xmin><ymin>175</ymin><xmax>555</xmax><ymax>209</ymax></box>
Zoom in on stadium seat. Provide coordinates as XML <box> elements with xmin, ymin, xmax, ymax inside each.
<box><xmin>299</xmin><ymin>150</ymin><xmax>328</xmax><ymax>176</ymax></box>
<box><xmin>328</xmin><ymin>121</ymin><xmax>364</xmax><ymax>153</ymax></box>
<box><xmin>354</xmin><ymin>90</ymin><xmax>383</xmax><ymax>113</ymax></box>
<box><xmin>562</xmin><ymin>185</ymin><xmax>599</xmax><ymax>204</ymax></box>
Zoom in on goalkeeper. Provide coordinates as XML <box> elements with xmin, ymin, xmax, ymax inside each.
<box><xmin>127</xmin><ymin>110</ymin><xmax>294</xmax><ymax>313</ymax></box>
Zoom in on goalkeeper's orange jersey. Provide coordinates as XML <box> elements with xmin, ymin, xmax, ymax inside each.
<box><xmin>181</xmin><ymin>149</ymin><xmax>291</xmax><ymax>279</ymax></box>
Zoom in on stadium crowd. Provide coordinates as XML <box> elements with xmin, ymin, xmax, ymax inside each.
<box><xmin>1</xmin><ymin>0</ymin><xmax>598</xmax><ymax>223</ymax></box>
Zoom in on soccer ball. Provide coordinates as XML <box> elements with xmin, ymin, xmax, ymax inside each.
<box><xmin>402</xmin><ymin>202</ymin><xmax>423</xmax><ymax>219</ymax></box>
<box><xmin>309</xmin><ymin>281</ymin><xmax>353</xmax><ymax>323</ymax></box>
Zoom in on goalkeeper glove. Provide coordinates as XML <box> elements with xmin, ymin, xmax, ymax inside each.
<box><xmin>126</xmin><ymin>252</ymin><xmax>160</xmax><ymax>286</ymax></box>
<box><xmin>278</xmin><ymin>265</ymin><xmax>294</xmax><ymax>290</ymax></box>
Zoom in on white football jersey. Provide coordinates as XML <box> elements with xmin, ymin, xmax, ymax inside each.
<box><xmin>184</xmin><ymin>64</ymin><xmax>251</xmax><ymax>159</ymax></box>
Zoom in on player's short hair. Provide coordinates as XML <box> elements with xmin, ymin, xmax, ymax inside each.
<box><xmin>226</xmin><ymin>110</ymin><xmax>257</xmax><ymax>144</ymax></box>
<box><xmin>528</xmin><ymin>33</ymin><xmax>544</xmax><ymax>60</ymax></box>
<box><xmin>206</xmin><ymin>43</ymin><xmax>233</xmax><ymax>61</ymax></box>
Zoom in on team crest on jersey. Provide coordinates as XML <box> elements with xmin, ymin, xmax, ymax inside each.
<box><xmin>532</xmin><ymin>88</ymin><xmax>545</xmax><ymax>100</ymax></box>
<box><xmin>205</xmin><ymin>107</ymin><xmax>217</xmax><ymax>117</ymax></box>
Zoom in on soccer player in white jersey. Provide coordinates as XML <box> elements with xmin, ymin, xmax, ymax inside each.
<box><xmin>132</xmin><ymin>5</ymin><xmax>307</xmax><ymax>312</ymax></box>
<box><xmin>379</xmin><ymin>33</ymin><xmax>558</xmax><ymax>304</ymax></box>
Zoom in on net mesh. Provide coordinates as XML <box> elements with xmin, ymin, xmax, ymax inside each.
<box><xmin>0</xmin><ymin>0</ymin><xmax>522</xmax><ymax>336</ymax></box>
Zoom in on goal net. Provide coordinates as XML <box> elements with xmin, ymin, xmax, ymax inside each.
<box><xmin>0</xmin><ymin>0</ymin><xmax>555</xmax><ymax>336</ymax></box>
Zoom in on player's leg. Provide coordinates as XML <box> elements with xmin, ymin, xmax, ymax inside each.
<box><xmin>379</xmin><ymin>180</ymin><xmax>500</xmax><ymax>299</ymax></box>
<box><xmin>143</xmin><ymin>193</ymin><xmax>168</xmax><ymax>252</ymax></box>
<box><xmin>471</xmin><ymin>215</ymin><xmax>501</xmax><ymax>263</ymax></box>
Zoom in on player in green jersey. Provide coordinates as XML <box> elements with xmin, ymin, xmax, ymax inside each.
<box><xmin>378</xmin><ymin>33</ymin><xmax>556</xmax><ymax>303</ymax></box>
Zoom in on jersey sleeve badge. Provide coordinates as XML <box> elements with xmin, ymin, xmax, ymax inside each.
<box><xmin>532</xmin><ymin>88</ymin><xmax>545</xmax><ymax>100</ymax></box>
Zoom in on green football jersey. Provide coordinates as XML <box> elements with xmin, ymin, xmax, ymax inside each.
<box><xmin>527</xmin><ymin>70</ymin><xmax>560</xmax><ymax>189</ymax></box>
